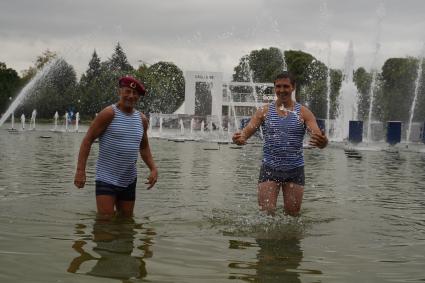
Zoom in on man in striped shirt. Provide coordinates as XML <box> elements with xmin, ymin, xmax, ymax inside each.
<box><xmin>74</xmin><ymin>76</ymin><xmax>158</xmax><ymax>219</ymax></box>
<box><xmin>232</xmin><ymin>72</ymin><xmax>328</xmax><ymax>216</ymax></box>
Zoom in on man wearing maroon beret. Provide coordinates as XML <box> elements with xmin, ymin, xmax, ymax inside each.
<box><xmin>74</xmin><ymin>76</ymin><xmax>158</xmax><ymax>219</ymax></box>
<box><xmin>118</xmin><ymin>76</ymin><xmax>146</xmax><ymax>96</ymax></box>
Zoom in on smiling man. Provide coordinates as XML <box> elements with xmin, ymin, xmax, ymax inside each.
<box><xmin>232</xmin><ymin>72</ymin><xmax>328</xmax><ymax>216</ymax></box>
<box><xmin>74</xmin><ymin>76</ymin><xmax>158</xmax><ymax>219</ymax></box>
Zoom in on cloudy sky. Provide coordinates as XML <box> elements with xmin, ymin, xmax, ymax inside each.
<box><xmin>1</xmin><ymin>0</ymin><xmax>424</xmax><ymax>79</ymax></box>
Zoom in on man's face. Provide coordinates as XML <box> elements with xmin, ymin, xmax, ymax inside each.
<box><xmin>119</xmin><ymin>87</ymin><xmax>141</xmax><ymax>107</ymax></box>
<box><xmin>274</xmin><ymin>78</ymin><xmax>295</xmax><ymax>99</ymax></box>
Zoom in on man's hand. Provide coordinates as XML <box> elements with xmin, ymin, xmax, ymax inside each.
<box><xmin>309</xmin><ymin>130</ymin><xmax>328</xmax><ymax>149</ymax></box>
<box><xmin>74</xmin><ymin>170</ymin><xmax>86</xmax><ymax>188</ymax></box>
<box><xmin>145</xmin><ymin>168</ymin><xmax>158</xmax><ymax>189</ymax></box>
<box><xmin>232</xmin><ymin>131</ymin><xmax>247</xmax><ymax>145</ymax></box>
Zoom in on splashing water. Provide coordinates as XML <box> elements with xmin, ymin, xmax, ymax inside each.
<box><xmin>366</xmin><ymin>2</ymin><xmax>385</xmax><ymax>142</ymax></box>
<box><xmin>320</xmin><ymin>1</ymin><xmax>332</xmax><ymax>137</ymax></box>
<box><xmin>20</xmin><ymin>114</ymin><xmax>25</xmax><ymax>130</ymax></box>
<box><xmin>0</xmin><ymin>59</ymin><xmax>59</xmax><ymax>128</ymax></box>
<box><xmin>208</xmin><ymin>208</ymin><xmax>306</xmax><ymax>238</ymax></box>
<box><xmin>64</xmin><ymin>112</ymin><xmax>69</xmax><ymax>132</ymax></box>
<box><xmin>75</xmin><ymin>112</ymin><xmax>80</xmax><ymax>132</ymax></box>
<box><xmin>277</xmin><ymin>104</ymin><xmax>317</xmax><ymax>137</ymax></box>
<box><xmin>29</xmin><ymin>109</ymin><xmax>37</xmax><ymax>130</ymax></box>
<box><xmin>53</xmin><ymin>111</ymin><xmax>59</xmax><ymax>131</ymax></box>
<box><xmin>333</xmin><ymin>41</ymin><xmax>359</xmax><ymax>141</ymax></box>
<box><xmin>180</xmin><ymin>119</ymin><xmax>185</xmax><ymax>135</ymax></box>
<box><xmin>406</xmin><ymin>43</ymin><xmax>425</xmax><ymax>143</ymax></box>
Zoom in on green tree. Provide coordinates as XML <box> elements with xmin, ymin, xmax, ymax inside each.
<box><xmin>293</xmin><ymin>57</ymin><xmax>342</xmax><ymax>119</ymax></box>
<box><xmin>78</xmin><ymin>50</ymin><xmax>104</xmax><ymax>118</ymax></box>
<box><xmin>140</xmin><ymin>61</ymin><xmax>185</xmax><ymax>113</ymax></box>
<box><xmin>90</xmin><ymin>43</ymin><xmax>136</xmax><ymax>111</ymax></box>
<box><xmin>233</xmin><ymin>48</ymin><xmax>286</xmax><ymax>83</ymax></box>
<box><xmin>377</xmin><ymin>57</ymin><xmax>418</xmax><ymax>122</ymax></box>
<box><xmin>106</xmin><ymin>42</ymin><xmax>134</xmax><ymax>73</ymax></box>
<box><xmin>232</xmin><ymin>48</ymin><xmax>342</xmax><ymax>119</ymax></box>
<box><xmin>249</xmin><ymin>47</ymin><xmax>285</xmax><ymax>82</ymax></box>
<box><xmin>353</xmin><ymin>67</ymin><xmax>373</xmax><ymax>121</ymax></box>
<box><xmin>232</xmin><ymin>55</ymin><xmax>251</xmax><ymax>82</ymax></box>
<box><xmin>284</xmin><ymin>50</ymin><xmax>315</xmax><ymax>100</ymax></box>
<box><xmin>82</xmin><ymin>49</ymin><xmax>102</xmax><ymax>83</ymax></box>
<box><xmin>0</xmin><ymin>62</ymin><xmax>21</xmax><ymax>113</ymax></box>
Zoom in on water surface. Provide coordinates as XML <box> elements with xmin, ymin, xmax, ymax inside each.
<box><xmin>1</xmin><ymin>125</ymin><xmax>425</xmax><ymax>282</ymax></box>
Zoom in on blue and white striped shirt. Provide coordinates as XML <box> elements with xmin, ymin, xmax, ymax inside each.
<box><xmin>96</xmin><ymin>104</ymin><xmax>144</xmax><ymax>187</ymax></box>
<box><xmin>262</xmin><ymin>102</ymin><xmax>305</xmax><ymax>171</ymax></box>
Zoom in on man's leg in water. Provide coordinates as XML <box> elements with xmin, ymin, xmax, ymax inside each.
<box><xmin>282</xmin><ymin>182</ymin><xmax>304</xmax><ymax>216</ymax></box>
<box><xmin>115</xmin><ymin>180</ymin><xmax>136</xmax><ymax>217</ymax></box>
<box><xmin>117</xmin><ymin>200</ymin><xmax>135</xmax><ymax>217</ymax></box>
<box><xmin>96</xmin><ymin>195</ymin><xmax>116</xmax><ymax>220</ymax></box>
<box><xmin>257</xmin><ymin>181</ymin><xmax>281</xmax><ymax>215</ymax></box>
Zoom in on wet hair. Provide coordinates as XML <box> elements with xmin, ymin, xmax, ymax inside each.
<box><xmin>274</xmin><ymin>72</ymin><xmax>296</xmax><ymax>87</ymax></box>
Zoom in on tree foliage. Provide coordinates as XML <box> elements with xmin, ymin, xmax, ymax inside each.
<box><xmin>77</xmin><ymin>43</ymin><xmax>137</xmax><ymax>118</ymax></box>
<box><xmin>232</xmin><ymin>48</ymin><xmax>342</xmax><ymax>119</ymax></box>
<box><xmin>284</xmin><ymin>50</ymin><xmax>315</xmax><ymax>99</ymax></box>
<box><xmin>377</xmin><ymin>57</ymin><xmax>418</xmax><ymax>122</ymax></box>
<box><xmin>233</xmin><ymin>48</ymin><xmax>286</xmax><ymax>83</ymax></box>
<box><xmin>2</xmin><ymin>44</ymin><xmax>425</xmax><ymax>125</ymax></box>
<box><xmin>0</xmin><ymin>62</ymin><xmax>21</xmax><ymax>113</ymax></box>
<box><xmin>139</xmin><ymin>61</ymin><xmax>185</xmax><ymax>114</ymax></box>
<box><xmin>78</xmin><ymin>50</ymin><xmax>105</xmax><ymax>118</ymax></box>
<box><xmin>353</xmin><ymin>67</ymin><xmax>372</xmax><ymax>121</ymax></box>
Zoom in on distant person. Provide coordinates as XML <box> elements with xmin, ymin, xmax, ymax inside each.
<box><xmin>232</xmin><ymin>72</ymin><xmax>328</xmax><ymax>216</ymax></box>
<box><xmin>74</xmin><ymin>76</ymin><xmax>158</xmax><ymax>219</ymax></box>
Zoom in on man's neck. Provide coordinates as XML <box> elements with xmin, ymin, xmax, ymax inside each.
<box><xmin>116</xmin><ymin>102</ymin><xmax>134</xmax><ymax>114</ymax></box>
<box><xmin>276</xmin><ymin>98</ymin><xmax>294</xmax><ymax>110</ymax></box>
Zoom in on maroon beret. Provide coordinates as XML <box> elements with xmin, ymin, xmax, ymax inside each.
<box><xmin>118</xmin><ymin>76</ymin><xmax>146</xmax><ymax>96</ymax></box>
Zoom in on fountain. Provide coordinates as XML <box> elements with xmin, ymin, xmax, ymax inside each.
<box><xmin>0</xmin><ymin>59</ymin><xmax>59</xmax><ymax>128</ymax></box>
<box><xmin>20</xmin><ymin>114</ymin><xmax>25</xmax><ymax>130</ymax></box>
<box><xmin>10</xmin><ymin>113</ymin><xmax>15</xmax><ymax>130</ymax></box>
<box><xmin>365</xmin><ymin>3</ymin><xmax>385</xmax><ymax>143</ymax></box>
<box><xmin>179</xmin><ymin>119</ymin><xmax>184</xmax><ymax>136</ymax></box>
<box><xmin>75</xmin><ymin>112</ymin><xmax>80</xmax><ymax>133</ymax></box>
<box><xmin>406</xmin><ymin>43</ymin><xmax>425</xmax><ymax>143</ymax></box>
<box><xmin>64</xmin><ymin>112</ymin><xmax>69</xmax><ymax>132</ymax></box>
<box><xmin>159</xmin><ymin>116</ymin><xmax>163</xmax><ymax>136</ymax></box>
<box><xmin>52</xmin><ymin>111</ymin><xmax>59</xmax><ymax>131</ymax></box>
<box><xmin>190</xmin><ymin>118</ymin><xmax>194</xmax><ymax>137</ymax></box>
<box><xmin>1</xmin><ymin>4</ymin><xmax>425</xmax><ymax>283</ymax></box>
<box><xmin>319</xmin><ymin>1</ymin><xmax>332</xmax><ymax>137</ymax></box>
<box><xmin>148</xmin><ymin>116</ymin><xmax>153</xmax><ymax>134</ymax></box>
<box><xmin>333</xmin><ymin>41</ymin><xmax>359</xmax><ymax>141</ymax></box>
<box><xmin>200</xmin><ymin>120</ymin><xmax>205</xmax><ymax>136</ymax></box>
<box><xmin>29</xmin><ymin>109</ymin><xmax>37</xmax><ymax>130</ymax></box>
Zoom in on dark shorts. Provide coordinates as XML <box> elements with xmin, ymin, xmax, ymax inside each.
<box><xmin>95</xmin><ymin>179</ymin><xmax>137</xmax><ymax>201</ymax></box>
<box><xmin>258</xmin><ymin>164</ymin><xmax>305</xmax><ymax>186</ymax></box>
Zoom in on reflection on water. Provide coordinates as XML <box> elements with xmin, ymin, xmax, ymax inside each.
<box><xmin>67</xmin><ymin>217</ymin><xmax>155</xmax><ymax>281</ymax></box>
<box><xmin>254</xmin><ymin>237</ymin><xmax>303</xmax><ymax>283</ymax></box>
<box><xmin>226</xmin><ymin>221</ymin><xmax>321</xmax><ymax>283</ymax></box>
<box><xmin>1</xmin><ymin>128</ymin><xmax>425</xmax><ymax>282</ymax></box>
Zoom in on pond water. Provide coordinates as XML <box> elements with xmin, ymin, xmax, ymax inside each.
<box><xmin>1</xmin><ymin>124</ymin><xmax>425</xmax><ymax>282</ymax></box>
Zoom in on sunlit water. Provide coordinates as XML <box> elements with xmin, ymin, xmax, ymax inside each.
<box><xmin>1</xmin><ymin>124</ymin><xmax>425</xmax><ymax>282</ymax></box>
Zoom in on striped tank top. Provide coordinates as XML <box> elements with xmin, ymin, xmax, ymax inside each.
<box><xmin>262</xmin><ymin>102</ymin><xmax>306</xmax><ymax>171</ymax></box>
<box><xmin>96</xmin><ymin>104</ymin><xmax>144</xmax><ymax>187</ymax></box>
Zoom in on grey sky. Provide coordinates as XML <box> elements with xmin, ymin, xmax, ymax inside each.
<box><xmin>1</xmin><ymin>0</ymin><xmax>424</xmax><ymax>79</ymax></box>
